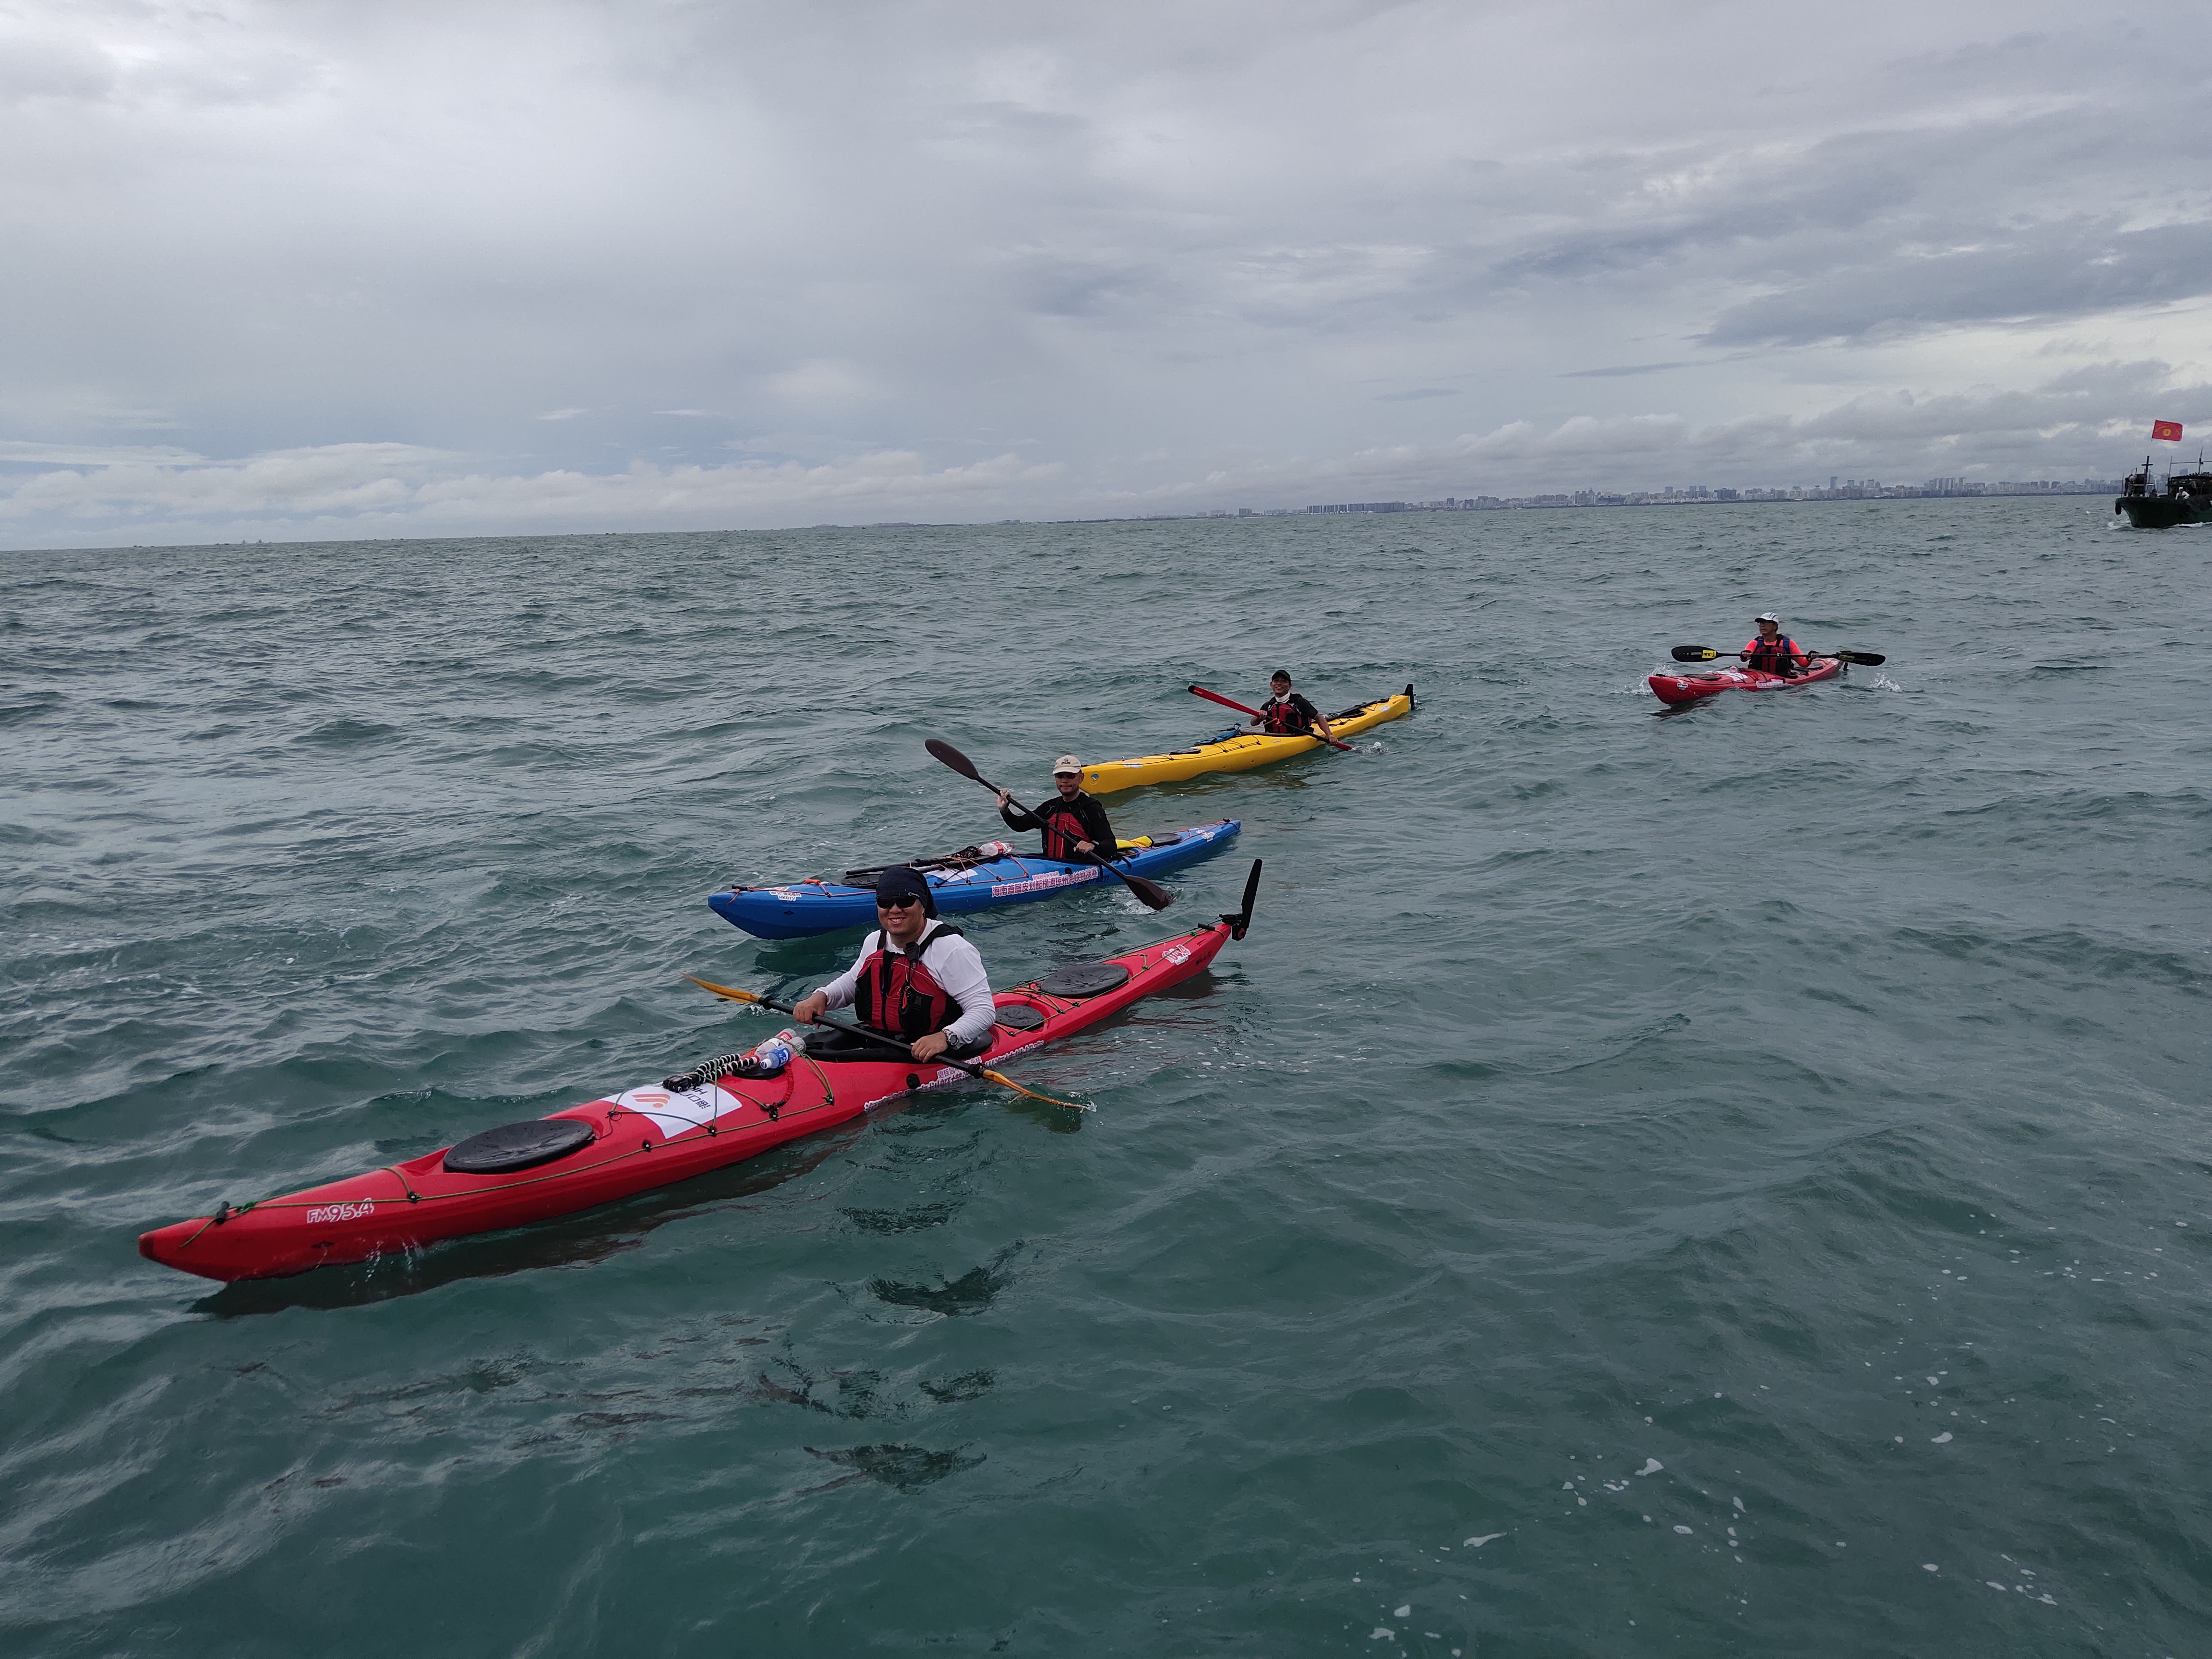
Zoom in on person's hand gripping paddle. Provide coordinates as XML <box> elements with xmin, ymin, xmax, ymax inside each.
<box><xmin>681</xmin><ymin>977</ymin><xmax>1089</xmax><ymax>1111</ymax></box>
<box><xmin>924</xmin><ymin>739</ymin><xmax>1174</xmax><ymax>911</ymax></box>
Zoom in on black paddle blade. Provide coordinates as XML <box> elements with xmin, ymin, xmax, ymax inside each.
<box><xmin>1671</xmin><ymin>646</ymin><xmax>1720</xmax><ymax>662</ymax></box>
<box><xmin>1118</xmin><ymin>869</ymin><xmax>1174</xmax><ymax>911</ymax></box>
<box><xmin>1225</xmin><ymin>858</ymin><xmax>1261</xmax><ymax>939</ymax></box>
<box><xmin>1832</xmin><ymin>649</ymin><xmax>1886</xmax><ymax>666</ymax></box>
<box><xmin>925</xmin><ymin>737</ymin><xmax>983</xmax><ymax>782</ymax></box>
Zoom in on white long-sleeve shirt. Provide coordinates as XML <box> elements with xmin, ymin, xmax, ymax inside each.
<box><xmin>816</xmin><ymin>920</ymin><xmax>996</xmax><ymax>1048</ymax></box>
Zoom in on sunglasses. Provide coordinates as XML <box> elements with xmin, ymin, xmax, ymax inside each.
<box><xmin>876</xmin><ymin>893</ymin><xmax>923</xmax><ymax>909</ymax></box>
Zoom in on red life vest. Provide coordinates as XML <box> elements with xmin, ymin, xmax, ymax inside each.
<box><xmin>1034</xmin><ymin>799</ymin><xmax>1090</xmax><ymax>862</ymax></box>
<box><xmin>1744</xmin><ymin>635</ymin><xmax>1803</xmax><ymax>674</ymax></box>
<box><xmin>1259</xmin><ymin>694</ymin><xmax>1309</xmax><ymax>735</ymax></box>
<box><xmin>854</xmin><ymin>924</ymin><xmax>969</xmax><ymax>1038</ymax></box>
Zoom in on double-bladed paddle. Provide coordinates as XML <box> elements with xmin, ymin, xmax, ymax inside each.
<box><xmin>924</xmin><ymin>739</ymin><xmax>1175</xmax><ymax>911</ymax></box>
<box><xmin>1670</xmin><ymin>645</ymin><xmax>1887</xmax><ymax>667</ymax></box>
<box><xmin>683</xmin><ymin>976</ymin><xmax>1089</xmax><ymax>1111</ymax></box>
<box><xmin>1187</xmin><ymin>683</ymin><xmax>1355</xmax><ymax>751</ymax></box>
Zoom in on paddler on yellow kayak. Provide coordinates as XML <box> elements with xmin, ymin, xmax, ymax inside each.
<box><xmin>792</xmin><ymin>866</ymin><xmax>997</xmax><ymax>1063</ymax></box>
<box><xmin>1249</xmin><ymin>670</ymin><xmax>1335</xmax><ymax>743</ymax></box>
<box><xmin>996</xmin><ymin>754</ymin><xmax>1125</xmax><ymax>862</ymax></box>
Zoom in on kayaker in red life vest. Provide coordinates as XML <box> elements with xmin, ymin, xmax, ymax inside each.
<box><xmin>1743</xmin><ymin>613</ymin><xmax>1810</xmax><ymax>677</ymax></box>
<box><xmin>792</xmin><ymin>866</ymin><xmax>995</xmax><ymax>1062</ymax></box>
<box><xmin>1249</xmin><ymin>670</ymin><xmax>1334</xmax><ymax>742</ymax></box>
<box><xmin>996</xmin><ymin>755</ymin><xmax>1123</xmax><ymax>863</ymax></box>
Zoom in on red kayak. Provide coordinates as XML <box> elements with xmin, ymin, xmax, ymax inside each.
<box><xmin>1648</xmin><ymin>655</ymin><xmax>1844</xmax><ymax>706</ymax></box>
<box><xmin>139</xmin><ymin>883</ymin><xmax>1255</xmax><ymax>1283</ymax></box>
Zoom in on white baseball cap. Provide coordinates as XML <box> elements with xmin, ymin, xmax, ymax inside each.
<box><xmin>1755</xmin><ymin>611</ymin><xmax>1780</xmax><ymax>624</ymax></box>
<box><xmin>1052</xmin><ymin>754</ymin><xmax>1082</xmax><ymax>774</ymax></box>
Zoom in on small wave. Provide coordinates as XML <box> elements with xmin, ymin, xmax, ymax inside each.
<box><xmin>0</xmin><ymin>693</ymin><xmax>63</xmax><ymax>726</ymax></box>
<box><xmin>293</xmin><ymin>717</ymin><xmax>400</xmax><ymax>747</ymax></box>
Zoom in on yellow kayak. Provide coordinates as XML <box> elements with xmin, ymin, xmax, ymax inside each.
<box><xmin>1078</xmin><ymin>685</ymin><xmax>1414</xmax><ymax>795</ymax></box>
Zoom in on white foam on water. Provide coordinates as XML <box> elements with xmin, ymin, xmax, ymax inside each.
<box><xmin>1394</xmin><ymin>1605</ymin><xmax>1410</xmax><ymax>1618</ymax></box>
<box><xmin>1923</xmin><ymin>1563</ymin><xmax>1939</xmax><ymax>1573</ymax></box>
<box><xmin>1933</xmin><ymin>1432</ymin><xmax>1953</xmax><ymax>1443</ymax></box>
<box><xmin>1463</xmin><ymin>1534</ymin><xmax>1503</xmax><ymax>1548</ymax></box>
<box><xmin>1636</xmin><ymin>1458</ymin><xmax>1663</xmax><ymax>1476</ymax></box>
<box><xmin>1674</xmin><ymin>1526</ymin><xmax>1693</xmax><ymax>1535</ymax></box>
<box><xmin>1732</xmin><ymin>1496</ymin><xmax>1744</xmax><ymax>1513</ymax></box>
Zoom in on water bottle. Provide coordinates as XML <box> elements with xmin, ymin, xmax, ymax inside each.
<box><xmin>747</xmin><ymin>1028</ymin><xmax>801</xmax><ymax>1077</ymax></box>
<box><xmin>974</xmin><ymin>840</ymin><xmax>1013</xmax><ymax>859</ymax></box>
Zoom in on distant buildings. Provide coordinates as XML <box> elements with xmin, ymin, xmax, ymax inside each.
<box><xmin>1290</xmin><ymin>479</ymin><xmax>2120</xmax><ymax>514</ymax></box>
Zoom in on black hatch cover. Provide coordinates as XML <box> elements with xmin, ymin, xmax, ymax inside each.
<box><xmin>1032</xmin><ymin>962</ymin><xmax>1131</xmax><ymax>998</ymax></box>
<box><xmin>992</xmin><ymin>1002</ymin><xmax>1048</xmax><ymax>1031</ymax></box>
<box><xmin>444</xmin><ymin>1117</ymin><xmax>597</xmax><ymax>1175</ymax></box>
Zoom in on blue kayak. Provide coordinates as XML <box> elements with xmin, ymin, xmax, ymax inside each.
<box><xmin>709</xmin><ymin>820</ymin><xmax>1241</xmax><ymax>939</ymax></box>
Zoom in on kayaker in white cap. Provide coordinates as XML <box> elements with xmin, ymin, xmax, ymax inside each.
<box><xmin>997</xmin><ymin>755</ymin><xmax>1123</xmax><ymax>863</ymax></box>
<box><xmin>1743</xmin><ymin>613</ymin><xmax>1810</xmax><ymax>677</ymax></box>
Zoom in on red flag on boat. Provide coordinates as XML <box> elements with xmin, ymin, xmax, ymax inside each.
<box><xmin>2152</xmin><ymin>419</ymin><xmax>2184</xmax><ymax>442</ymax></box>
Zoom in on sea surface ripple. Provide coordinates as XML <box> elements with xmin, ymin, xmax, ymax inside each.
<box><xmin>2</xmin><ymin>501</ymin><xmax>2207</xmax><ymax>1656</ymax></box>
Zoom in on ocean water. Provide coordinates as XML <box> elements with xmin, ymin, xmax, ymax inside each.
<box><xmin>2</xmin><ymin>500</ymin><xmax>2207</xmax><ymax>1657</ymax></box>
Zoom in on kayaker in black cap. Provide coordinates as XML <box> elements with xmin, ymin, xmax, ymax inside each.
<box><xmin>792</xmin><ymin>866</ymin><xmax>996</xmax><ymax>1062</ymax></box>
<box><xmin>1743</xmin><ymin>613</ymin><xmax>1810</xmax><ymax>677</ymax></box>
<box><xmin>997</xmin><ymin>755</ymin><xmax>1123</xmax><ymax>863</ymax></box>
<box><xmin>1249</xmin><ymin>670</ymin><xmax>1334</xmax><ymax>742</ymax></box>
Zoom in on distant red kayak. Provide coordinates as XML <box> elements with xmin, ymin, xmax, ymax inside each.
<box><xmin>1648</xmin><ymin>656</ymin><xmax>1844</xmax><ymax>706</ymax></box>
<box><xmin>140</xmin><ymin>911</ymin><xmax>1245</xmax><ymax>1283</ymax></box>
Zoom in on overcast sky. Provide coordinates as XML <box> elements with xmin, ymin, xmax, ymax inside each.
<box><xmin>4</xmin><ymin>0</ymin><xmax>2209</xmax><ymax>547</ymax></box>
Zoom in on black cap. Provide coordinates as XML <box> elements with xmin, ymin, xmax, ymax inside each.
<box><xmin>875</xmin><ymin>864</ymin><xmax>937</xmax><ymax>916</ymax></box>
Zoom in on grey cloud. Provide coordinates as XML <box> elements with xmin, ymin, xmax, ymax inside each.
<box><xmin>1707</xmin><ymin>219</ymin><xmax>2212</xmax><ymax>346</ymax></box>
<box><xmin>1561</xmin><ymin>363</ymin><xmax>1692</xmax><ymax>378</ymax></box>
<box><xmin>0</xmin><ymin>38</ymin><xmax>115</xmax><ymax>104</ymax></box>
<box><xmin>1</xmin><ymin>1</ymin><xmax>2206</xmax><ymax>545</ymax></box>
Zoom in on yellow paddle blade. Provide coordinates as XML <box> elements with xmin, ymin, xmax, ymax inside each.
<box><xmin>980</xmin><ymin>1066</ymin><xmax>1092</xmax><ymax>1112</ymax></box>
<box><xmin>687</xmin><ymin>974</ymin><xmax>767</xmax><ymax>1005</ymax></box>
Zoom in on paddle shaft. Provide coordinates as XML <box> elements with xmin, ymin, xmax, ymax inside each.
<box><xmin>763</xmin><ymin>992</ymin><xmax>1003</xmax><ymax>1076</ymax></box>
<box><xmin>685</xmin><ymin>977</ymin><xmax>1091</xmax><ymax>1111</ymax></box>
<box><xmin>1674</xmin><ymin>646</ymin><xmax>1884</xmax><ymax>667</ymax></box>
<box><xmin>1188</xmin><ymin>684</ymin><xmax>1353</xmax><ymax>750</ymax></box>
